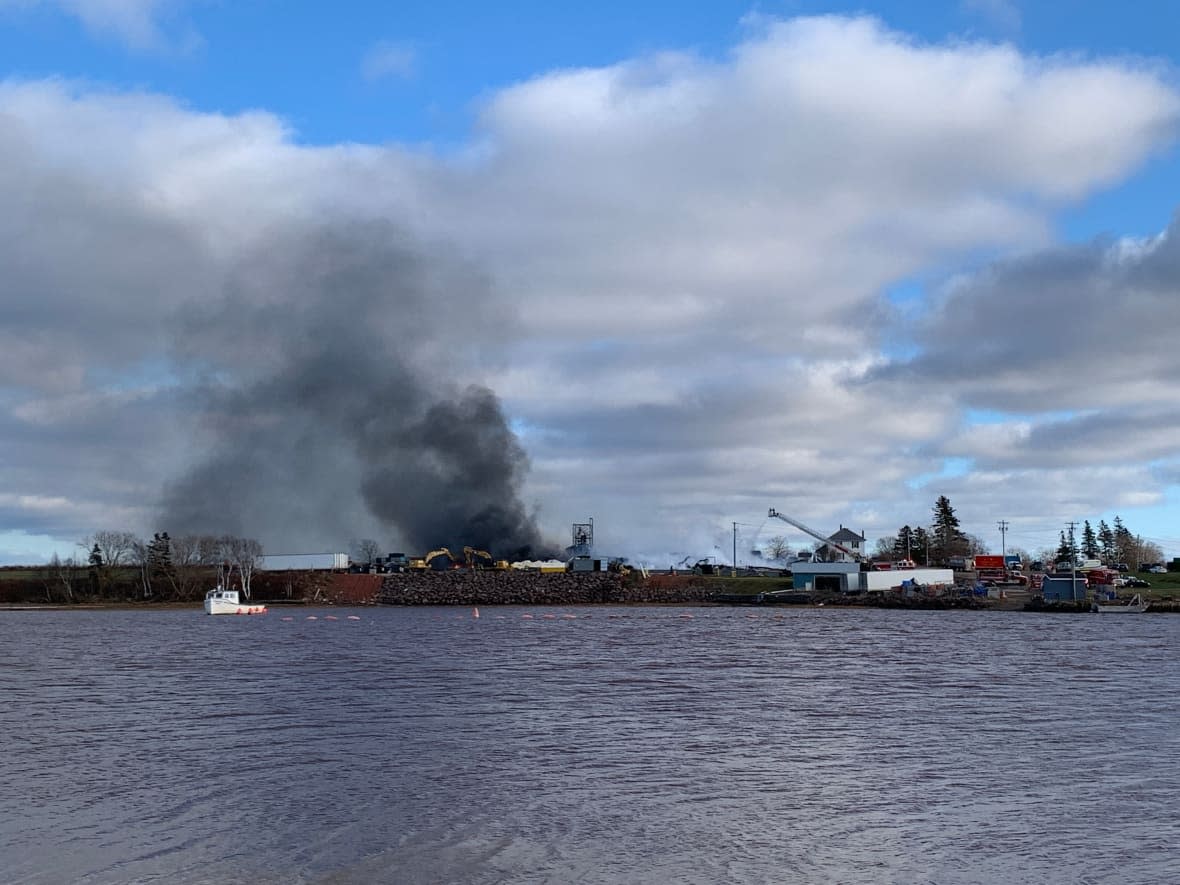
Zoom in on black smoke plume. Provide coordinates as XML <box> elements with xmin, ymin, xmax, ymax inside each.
<box><xmin>159</xmin><ymin>223</ymin><xmax>554</xmax><ymax>558</ymax></box>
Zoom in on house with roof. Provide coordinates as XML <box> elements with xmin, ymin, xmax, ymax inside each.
<box><xmin>814</xmin><ymin>525</ymin><xmax>866</xmax><ymax>563</ymax></box>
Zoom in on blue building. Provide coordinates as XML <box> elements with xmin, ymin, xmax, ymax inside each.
<box><xmin>1041</xmin><ymin>575</ymin><xmax>1088</xmax><ymax>602</ymax></box>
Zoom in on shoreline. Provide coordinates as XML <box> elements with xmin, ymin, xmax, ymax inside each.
<box><xmin>5</xmin><ymin>599</ymin><xmax>1177</xmax><ymax>614</ymax></box>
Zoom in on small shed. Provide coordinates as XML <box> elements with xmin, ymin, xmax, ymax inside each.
<box><xmin>1041</xmin><ymin>575</ymin><xmax>1088</xmax><ymax>602</ymax></box>
<box><xmin>792</xmin><ymin>562</ymin><xmax>861</xmax><ymax>593</ymax></box>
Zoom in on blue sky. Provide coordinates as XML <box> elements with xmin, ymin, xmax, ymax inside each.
<box><xmin>2</xmin><ymin>0</ymin><xmax>1180</xmax><ymax>565</ymax></box>
<box><xmin>0</xmin><ymin>2</ymin><xmax>1174</xmax><ymax>140</ymax></box>
<box><xmin>3</xmin><ymin>1</ymin><xmax>1177</xmax><ymax>240</ymax></box>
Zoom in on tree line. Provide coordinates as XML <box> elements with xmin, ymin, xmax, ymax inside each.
<box><xmin>38</xmin><ymin>530</ymin><xmax>263</xmax><ymax>604</ymax></box>
<box><xmin>871</xmin><ymin>499</ymin><xmax>1163</xmax><ymax>568</ymax></box>
<box><xmin>871</xmin><ymin>496</ymin><xmax>983</xmax><ymax>565</ymax></box>
<box><xmin>1049</xmin><ymin>517</ymin><xmax>1163</xmax><ymax>569</ymax></box>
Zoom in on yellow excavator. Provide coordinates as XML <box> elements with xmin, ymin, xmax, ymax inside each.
<box><xmin>463</xmin><ymin>546</ymin><xmax>510</xmax><ymax>569</ymax></box>
<box><xmin>425</xmin><ymin>548</ymin><xmax>457</xmax><ymax>568</ymax></box>
<box><xmin>406</xmin><ymin>548</ymin><xmax>458</xmax><ymax>570</ymax></box>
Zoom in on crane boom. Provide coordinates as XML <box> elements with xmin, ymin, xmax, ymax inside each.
<box><xmin>767</xmin><ymin>507</ymin><xmax>864</xmax><ymax>562</ymax></box>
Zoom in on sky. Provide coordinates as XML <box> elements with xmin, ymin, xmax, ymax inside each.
<box><xmin>3</xmin><ymin>0</ymin><xmax>1180</xmax><ymax>567</ymax></box>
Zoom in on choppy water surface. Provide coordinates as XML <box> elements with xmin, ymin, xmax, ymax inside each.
<box><xmin>2</xmin><ymin>606</ymin><xmax>1179</xmax><ymax>884</ymax></box>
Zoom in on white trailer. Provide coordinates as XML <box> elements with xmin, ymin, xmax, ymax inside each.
<box><xmin>259</xmin><ymin>552</ymin><xmax>349</xmax><ymax>571</ymax></box>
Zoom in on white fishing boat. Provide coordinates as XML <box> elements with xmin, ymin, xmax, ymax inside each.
<box><xmin>1091</xmin><ymin>593</ymin><xmax>1149</xmax><ymax>614</ymax></box>
<box><xmin>204</xmin><ymin>586</ymin><xmax>267</xmax><ymax>615</ymax></box>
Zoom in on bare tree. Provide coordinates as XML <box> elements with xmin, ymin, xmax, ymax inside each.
<box><xmin>192</xmin><ymin>535</ymin><xmax>224</xmax><ymax>583</ymax></box>
<box><xmin>763</xmin><ymin>535</ymin><xmax>792</xmax><ymax>561</ymax></box>
<box><xmin>43</xmin><ymin>554</ymin><xmax>79</xmax><ymax>603</ymax></box>
<box><xmin>170</xmin><ymin>534</ymin><xmax>212</xmax><ymax>601</ymax></box>
<box><xmin>130</xmin><ymin>538</ymin><xmax>153</xmax><ymax>599</ymax></box>
<box><xmin>351</xmin><ymin>538</ymin><xmax>381</xmax><ymax>567</ymax></box>
<box><xmin>85</xmin><ymin>530</ymin><xmax>138</xmax><ymax>568</ymax></box>
<box><xmin>963</xmin><ymin>533</ymin><xmax>988</xmax><ymax>556</ymax></box>
<box><xmin>224</xmin><ymin>536</ymin><xmax>264</xmax><ymax>599</ymax></box>
<box><xmin>1034</xmin><ymin>547</ymin><xmax>1056</xmax><ymax>567</ymax></box>
<box><xmin>1137</xmin><ymin>538</ymin><xmax>1164</xmax><ymax>568</ymax></box>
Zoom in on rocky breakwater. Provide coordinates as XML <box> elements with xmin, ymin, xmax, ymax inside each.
<box><xmin>378</xmin><ymin>570</ymin><xmax>621</xmax><ymax>606</ymax></box>
<box><xmin>377</xmin><ymin>570</ymin><xmax>724</xmax><ymax>606</ymax></box>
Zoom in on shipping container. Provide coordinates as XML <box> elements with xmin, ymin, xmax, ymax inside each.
<box><xmin>259</xmin><ymin>552</ymin><xmax>349</xmax><ymax>571</ymax></box>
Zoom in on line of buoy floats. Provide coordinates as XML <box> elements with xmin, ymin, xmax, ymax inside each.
<box><xmin>272</xmin><ymin>609</ymin><xmax>795</xmax><ymax>622</ymax></box>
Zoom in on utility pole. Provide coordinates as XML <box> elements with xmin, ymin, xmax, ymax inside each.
<box><xmin>997</xmin><ymin>520</ymin><xmax>1009</xmax><ymax>561</ymax></box>
<box><xmin>1066</xmin><ymin>521</ymin><xmax>1078</xmax><ymax>601</ymax></box>
<box><xmin>733</xmin><ymin>522</ymin><xmax>738</xmax><ymax>577</ymax></box>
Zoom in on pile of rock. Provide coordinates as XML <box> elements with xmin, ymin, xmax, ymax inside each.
<box><xmin>377</xmin><ymin>569</ymin><xmax>624</xmax><ymax>606</ymax></box>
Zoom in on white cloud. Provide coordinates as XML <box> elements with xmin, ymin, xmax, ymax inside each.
<box><xmin>1</xmin><ymin>0</ymin><xmax>197</xmax><ymax>52</ymax></box>
<box><xmin>362</xmin><ymin>40</ymin><xmax>418</xmax><ymax>82</ymax></box>
<box><xmin>962</xmin><ymin>0</ymin><xmax>1022</xmax><ymax>33</ymax></box>
<box><xmin>1</xmin><ymin>15</ymin><xmax>1179</xmax><ymax>558</ymax></box>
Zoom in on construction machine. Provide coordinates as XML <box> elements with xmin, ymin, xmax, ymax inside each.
<box><xmin>691</xmin><ymin>559</ymin><xmax>717</xmax><ymax>576</ymax></box>
<box><xmin>422</xmin><ymin>548</ymin><xmax>458</xmax><ymax>569</ymax></box>
<box><xmin>462</xmin><ymin>546</ymin><xmax>509</xmax><ymax>569</ymax></box>
<box><xmin>767</xmin><ymin>508</ymin><xmax>867</xmax><ymax>565</ymax></box>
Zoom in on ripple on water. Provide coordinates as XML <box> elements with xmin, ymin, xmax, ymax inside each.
<box><xmin>3</xmin><ymin>606</ymin><xmax>1180</xmax><ymax>883</ymax></box>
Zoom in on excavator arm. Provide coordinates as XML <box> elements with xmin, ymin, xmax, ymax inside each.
<box><xmin>463</xmin><ymin>546</ymin><xmax>496</xmax><ymax>568</ymax></box>
<box><xmin>424</xmin><ymin>548</ymin><xmax>457</xmax><ymax>567</ymax></box>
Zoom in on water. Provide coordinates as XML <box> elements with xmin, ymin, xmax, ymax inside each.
<box><xmin>2</xmin><ymin>606</ymin><xmax>1179</xmax><ymax>884</ymax></box>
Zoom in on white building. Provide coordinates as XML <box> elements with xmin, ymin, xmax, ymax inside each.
<box><xmin>790</xmin><ymin>562</ymin><xmax>955</xmax><ymax>594</ymax></box>
<box><xmin>815</xmin><ymin>526</ymin><xmax>867</xmax><ymax>563</ymax></box>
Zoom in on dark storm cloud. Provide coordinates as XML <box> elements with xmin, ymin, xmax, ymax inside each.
<box><xmin>869</xmin><ymin>215</ymin><xmax>1180</xmax><ymax>412</ymax></box>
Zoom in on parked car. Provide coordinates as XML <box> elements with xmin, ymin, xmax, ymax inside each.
<box><xmin>1148</xmin><ymin>565</ymin><xmax>1167</xmax><ymax>574</ymax></box>
<box><xmin>1125</xmin><ymin>577</ymin><xmax>1151</xmax><ymax>588</ymax></box>
<box><xmin>1115</xmin><ymin>562</ymin><xmax>1130</xmax><ymax>572</ymax></box>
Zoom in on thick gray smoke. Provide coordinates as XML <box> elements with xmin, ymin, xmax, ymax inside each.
<box><xmin>159</xmin><ymin>223</ymin><xmax>554</xmax><ymax>558</ymax></box>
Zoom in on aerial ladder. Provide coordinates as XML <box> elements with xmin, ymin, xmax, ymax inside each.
<box><xmin>767</xmin><ymin>507</ymin><xmax>866</xmax><ymax>565</ymax></box>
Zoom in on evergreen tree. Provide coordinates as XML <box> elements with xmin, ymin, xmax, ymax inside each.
<box><xmin>1097</xmin><ymin>520</ymin><xmax>1115</xmax><ymax>564</ymax></box>
<box><xmin>87</xmin><ymin>542</ymin><xmax>104</xmax><ymax>596</ymax></box>
<box><xmin>1081</xmin><ymin>521</ymin><xmax>1098</xmax><ymax>559</ymax></box>
<box><xmin>1113</xmin><ymin>516</ymin><xmax>1134</xmax><ymax>565</ymax></box>
<box><xmin>931</xmin><ymin>496</ymin><xmax>966</xmax><ymax>564</ymax></box>
<box><xmin>912</xmin><ymin>527</ymin><xmax>931</xmax><ymax>565</ymax></box>
<box><xmin>1055</xmin><ymin>531</ymin><xmax>1074</xmax><ymax>564</ymax></box>
<box><xmin>147</xmin><ymin>532</ymin><xmax>176</xmax><ymax>598</ymax></box>
<box><xmin>892</xmin><ymin>525</ymin><xmax>915</xmax><ymax>559</ymax></box>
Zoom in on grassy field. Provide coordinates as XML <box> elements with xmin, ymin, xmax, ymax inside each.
<box><xmin>0</xmin><ymin>568</ymin><xmax>45</xmax><ymax>580</ymax></box>
<box><xmin>1138</xmin><ymin>571</ymin><xmax>1180</xmax><ymax>599</ymax></box>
